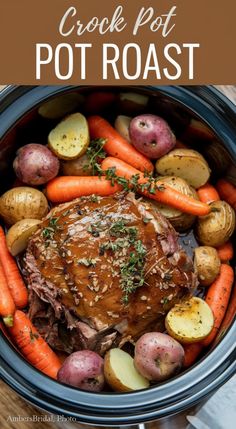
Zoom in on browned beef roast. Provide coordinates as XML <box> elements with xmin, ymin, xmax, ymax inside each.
<box><xmin>24</xmin><ymin>192</ymin><xmax>197</xmax><ymax>355</ymax></box>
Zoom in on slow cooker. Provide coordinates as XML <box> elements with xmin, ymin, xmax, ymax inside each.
<box><xmin>0</xmin><ymin>85</ymin><xmax>235</xmax><ymax>426</ymax></box>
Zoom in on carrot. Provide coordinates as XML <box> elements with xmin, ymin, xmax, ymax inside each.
<box><xmin>8</xmin><ymin>310</ymin><xmax>61</xmax><ymax>379</ymax></box>
<box><xmin>85</xmin><ymin>92</ymin><xmax>117</xmax><ymax>114</ymax></box>
<box><xmin>201</xmin><ymin>264</ymin><xmax>234</xmax><ymax>347</ymax></box>
<box><xmin>87</xmin><ymin>115</ymin><xmax>154</xmax><ymax>173</ymax></box>
<box><xmin>46</xmin><ymin>176</ymin><xmax>122</xmax><ymax>203</ymax></box>
<box><xmin>216</xmin><ymin>179</ymin><xmax>236</xmax><ymax>210</ymax></box>
<box><xmin>183</xmin><ymin>343</ymin><xmax>203</xmax><ymax>368</ymax></box>
<box><xmin>217</xmin><ymin>241</ymin><xmax>234</xmax><ymax>262</ymax></box>
<box><xmin>212</xmin><ymin>284</ymin><xmax>236</xmax><ymax>347</ymax></box>
<box><xmin>101</xmin><ymin>157</ymin><xmax>211</xmax><ymax>217</ymax></box>
<box><xmin>197</xmin><ymin>183</ymin><xmax>220</xmax><ymax>204</ymax></box>
<box><xmin>0</xmin><ymin>261</ymin><xmax>15</xmax><ymax>327</ymax></box>
<box><xmin>0</xmin><ymin>227</ymin><xmax>28</xmax><ymax>309</ymax></box>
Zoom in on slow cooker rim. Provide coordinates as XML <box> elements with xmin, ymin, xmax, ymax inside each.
<box><xmin>0</xmin><ymin>84</ymin><xmax>236</xmax><ymax>425</ymax></box>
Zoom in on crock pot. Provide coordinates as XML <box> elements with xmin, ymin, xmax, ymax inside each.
<box><xmin>0</xmin><ymin>85</ymin><xmax>235</xmax><ymax>426</ymax></box>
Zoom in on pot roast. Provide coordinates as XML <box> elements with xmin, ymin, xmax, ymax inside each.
<box><xmin>24</xmin><ymin>192</ymin><xmax>197</xmax><ymax>355</ymax></box>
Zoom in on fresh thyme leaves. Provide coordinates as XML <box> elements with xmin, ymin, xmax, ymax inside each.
<box><xmin>163</xmin><ymin>272</ymin><xmax>173</xmax><ymax>281</ymax></box>
<box><xmin>103</xmin><ymin>167</ymin><xmax>163</xmax><ymax>196</ymax></box>
<box><xmin>42</xmin><ymin>217</ymin><xmax>61</xmax><ymax>242</ymax></box>
<box><xmin>78</xmin><ymin>258</ymin><xmax>99</xmax><ymax>267</ymax></box>
<box><xmin>90</xmin><ymin>195</ymin><xmax>99</xmax><ymax>203</ymax></box>
<box><xmin>84</xmin><ymin>138</ymin><xmax>107</xmax><ymax>175</ymax></box>
<box><xmin>143</xmin><ymin>217</ymin><xmax>152</xmax><ymax>224</ymax></box>
<box><xmin>99</xmin><ymin>219</ymin><xmax>146</xmax><ymax>304</ymax></box>
<box><xmin>120</xmin><ymin>240</ymin><xmax>147</xmax><ymax>304</ymax></box>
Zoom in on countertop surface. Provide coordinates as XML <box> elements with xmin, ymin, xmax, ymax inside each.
<box><xmin>0</xmin><ymin>85</ymin><xmax>235</xmax><ymax>429</ymax></box>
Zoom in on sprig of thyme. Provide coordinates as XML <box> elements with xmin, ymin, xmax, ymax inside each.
<box><xmin>84</xmin><ymin>138</ymin><xmax>107</xmax><ymax>175</ymax></box>
<box><xmin>103</xmin><ymin>167</ymin><xmax>165</xmax><ymax>195</ymax></box>
<box><xmin>120</xmin><ymin>240</ymin><xmax>147</xmax><ymax>304</ymax></box>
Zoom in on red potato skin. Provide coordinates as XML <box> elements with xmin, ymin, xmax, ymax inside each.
<box><xmin>134</xmin><ymin>332</ymin><xmax>184</xmax><ymax>381</ymax></box>
<box><xmin>57</xmin><ymin>350</ymin><xmax>105</xmax><ymax>392</ymax></box>
<box><xmin>13</xmin><ymin>144</ymin><xmax>60</xmax><ymax>185</ymax></box>
<box><xmin>130</xmin><ymin>114</ymin><xmax>176</xmax><ymax>159</ymax></box>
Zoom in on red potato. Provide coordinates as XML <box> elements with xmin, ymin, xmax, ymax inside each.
<box><xmin>129</xmin><ymin>114</ymin><xmax>176</xmax><ymax>159</ymax></box>
<box><xmin>13</xmin><ymin>144</ymin><xmax>59</xmax><ymax>185</ymax></box>
<box><xmin>134</xmin><ymin>332</ymin><xmax>184</xmax><ymax>381</ymax></box>
<box><xmin>57</xmin><ymin>350</ymin><xmax>104</xmax><ymax>392</ymax></box>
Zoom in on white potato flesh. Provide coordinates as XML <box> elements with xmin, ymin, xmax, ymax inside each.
<box><xmin>119</xmin><ymin>92</ymin><xmax>149</xmax><ymax>107</ymax></box>
<box><xmin>38</xmin><ymin>93</ymin><xmax>84</xmax><ymax>119</ymax></box>
<box><xmin>165</xmin><ymin>297</ymin><xmax>214</xmax><ymax>343</ymax></box>
<box><xmin>6</xmin><ymin>219</ymin><xmax>41</xmax><ymax>256</ymax></box>
<box><xmin>104</xmin><ymin>348</ymin><xmax>149</xmax><ymax>392</ymax></box>
<box><xmin>48</xmin><ymin>113</ymin><xmax>89</xmax><ymax>160</ymax></box>
<box><xmin>114</xmin><ymin>115</ymin><xmax>131</xmax><ymax>142</ymax></box>
<box><xmin>155</xmin><ymin>149</ymin><xmax>211</xmax><ymax>188</ymax></box>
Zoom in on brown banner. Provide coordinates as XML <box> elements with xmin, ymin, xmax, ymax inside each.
<box><xmin>0</xmin><ymin>0</ymin><xmax>236</xmax><ymax>84</ymax></box>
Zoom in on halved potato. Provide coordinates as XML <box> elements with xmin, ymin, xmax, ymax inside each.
<box><xmin>155</xmin><ymin>149</ymin><xmax>211</xmax><ymax>188</ymax></box>
<box><xmin>6</xmin><ymin>218</ymin><xmax>41</xmax><ymax>256</ymax></box>
<box><xmin>118</xmin><ymin>92</ymin><xmax>149</xmax><ymax>115</ymax></box>
<box><xmin>48</xmin><ymin>113</ymin><xmax>89</xmax><ymax>160</ymax></box>
<box><xmin>38</xmin><ymin>93</ymin><xmax>84</xmax><ymax>119</ymax></box>
<box><xmin>165</xmin><ymin>297</ymin><xmax>214</xmax><ymax>344</ymax></box>
<box><xmin>114</xmin><ymin>115</ymin><xmax>131</xmax><ymax>142</ymax></box>
<box><xmin>104</xmin><ymin>348</ymin><xmax>149</xmax><ymax>392</ymax></box>
<box><xmin>149</xmin><ymin>176</ymin><xmax>198</xmax><ymax>231</ymax></box>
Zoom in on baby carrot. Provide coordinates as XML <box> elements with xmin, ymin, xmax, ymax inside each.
<box><xmin>0</xmin><ymin>227</ymin><xmax>28</xmax><ymax>309</ymax></box>
<box><xmin>8</xmin><ymin>310</ymin><xmax>61</xmax><ymax>379</ymax></box>
<box><xmin>212</xmin><ymin>284</ymin><xmax>236</xmax><ymax>347</ymax></box>
<box><xmin>217</xmin><ymin>241</ymin><xmax>234</xmax><ymax>263</ymax></box>
<box><xmin>202</xmin><ymin>264</ymin><xmax>234</xmax><ymax>347</ymax></box>
<box><xmin>46</xmin><ymin>176</ymin><xmax>122</xmax><ymax>203</ymax></box>
<box><xmin>87</xmin><ymin>115</ymin><xmax>154</xmax><ymax>173</ymax></box>
<box><xmin>101</xmin><ymin>157</ymin><xmax>211</xmax><ymax>217</ymax></box>
<box><xmin>183</xmin><ymin>343</ymin><xmax>203</xmax><ymax>368</ymax></box>
<box><xmin>197</xmin><ymin>183</ymin><xmax>220</xmax><ymax>204</ymax></box>
<box><xmin>0</xmin><ymin>261</ymin><xmax>15</xmax><ymax>327</ymax></box>
<box><xmin>216</xmin><ymin>179</ymin><xmax>236</xmax><ymax>210</ymax></box>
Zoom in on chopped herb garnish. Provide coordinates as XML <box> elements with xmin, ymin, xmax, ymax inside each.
<box><xmin>78</xmin><ymin>258</ymin><xmax>99</xmax><ymax>267</ymax></box>
<box><xmin>84</xmin><ymin>138</ymin><xmax>107</xmax><ymax>175</ymax></box>
<box><xmin>42</xmin><ymin>217</ymin><xmax>62</xmax><ymax>244</ymax></box>
<box><xmin>49</xmin><ymin>217</ymin><xmax>59</xmax><ymax>227</ymax></box>
<box><xmin>143</xmin><ymin>217</ymin><xmax>151</xmax><ymax>224</ymax></box>
<box><xmin>163</xmin><ymin>272</ymin><xmax>173</xmax><ymax>281</ymax></box>
<box><xmin>90</xmin><ymin>195</ymin><xmax>99</xmax><ymax>203</ymax></box>
<box><xmin>120</xmin><ymin>240</ymin><xmax>147</xmax><ymax>304</ymax></box>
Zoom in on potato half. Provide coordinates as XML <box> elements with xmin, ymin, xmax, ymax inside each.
<box><xmin>6</xmin><ymin>219</ymin><xmax>41</xmax><ymax>256</ymax></box>
<box><xmin>149</xmin><ymin>176</ymin><xmax>198</xmax><ymax>231</ymax></box>
<box><xmin>0</xmin><ymin>187</ymin><xmax>48</xmax><ymax>226</ymax></box>
<box><xmin>104</xmin><ymin>348</ymin><xmax>149</xmax><ymax>392</ymax></box>
<box><xmin>194</xmin><ymin>246</ymin><xmax>221</xmax><ymax>286</ymax></box>
<box><xmin>155</xmin><ymin>148</ymin><xmax>211</xmax><ymax>188</ymax></box>
<box><xmin>48</xmin><ymin>113</ymin><xmax>89</xmax><ymax>160</ymax></box>
<box><xmin>196</xmin><ymin>200</ymin><xmax>235</xmax><ymax>247</ymax></box>
<box><xmin>38</xmin><ymin>93</ymin><xmax>84</xmax><ymax>119</ymax></box>
<box><xmin>165</xmin><ymin>297</ymin><xmax>214</xmax><ymax>343</ymax></box>
<box><xmin>114</xmin><ymin>115</ymin><xmax>131</xmax><ymax>142</ymax></box>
